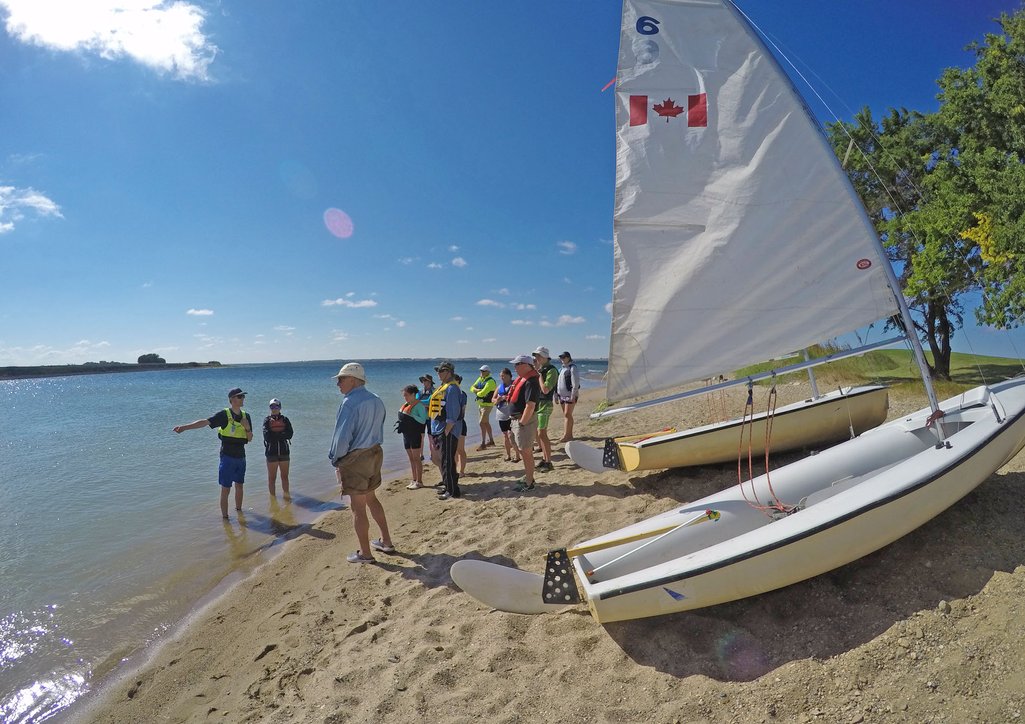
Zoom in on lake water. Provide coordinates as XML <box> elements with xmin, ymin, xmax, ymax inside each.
<box><xmin>0</xmin><ymin>358</ymin><xmax>606</xmax><ymax>722</ymax></box>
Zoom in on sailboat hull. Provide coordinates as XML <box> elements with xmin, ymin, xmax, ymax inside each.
<box><xmin>572</xmin><ymin>378</ymin><xmax>1025</xmax><ymax>623</ymax></box>
<box><xmin>569</xmin><ymin>385</ymin><xmax>889</xmax><ymax>473</ymax></box>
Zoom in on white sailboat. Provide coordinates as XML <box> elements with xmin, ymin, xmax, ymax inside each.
<box><xmin>451</xmin><ymin>0</ymin><xmax>1025</xmax><ymax>623</ymax></box>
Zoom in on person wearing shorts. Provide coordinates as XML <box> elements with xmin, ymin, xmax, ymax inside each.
<box><xmin>329</xmin><ymin>362</ymin><xmax>394</xmax><ymax>564</ymax></box>
<box><xmin>493</xmin><ymin>367</ymin><xmax>520</xmax><ymax>463</ymax></box>
<box><xmin>398</xmin><ymin>384</ymin><xmax>428</xmax><ymax>489</ymax></box>
<box><xmin>532</xmin><ymin>346</ymin><xmax>559</xmax><ymax>471</ymax></box>
<box><xmin>263</xmin><ymin>397</ymin><xmax>294</xmax><ymax>497</ymax></box>
<box><xmin>508</xmin><ymin>354</ymin><xmax>541</xmax><ymax>492</ymax></box>
<box><xmin>173</xmin><ymin>387</ymin><xmax>254</xmax><ymax>520</ymax></box>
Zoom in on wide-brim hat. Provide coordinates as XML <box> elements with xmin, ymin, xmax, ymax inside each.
<box><xmin>332</xmin><ymin>362</ymin><xmax>366</xmax><ymax>381</ymax></box>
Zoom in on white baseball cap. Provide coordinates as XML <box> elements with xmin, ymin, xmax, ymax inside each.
<box><xmin>480</xmin><ymin>364</ymin><xmax>490</xmax><ymax>372</ymax></box>
<box><xmin>269</xmin><ymin>398</ymin><xmax>281</xmax><ymax>407</ymax></box>
<box><xmin>532</xmin><ymin>346</ymin><xmax>550</xmax><ymax>359</ymax></box>
<box><xmin>509</xmin><ymin>354</ymin><xmax>533</xmax><ymax>365</ymax></box>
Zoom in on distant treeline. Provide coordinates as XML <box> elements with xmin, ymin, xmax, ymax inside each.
<box><xmin>0</xmin><ymin>360</ymin><xmax>222</xmax><ymax>380</ymax></box>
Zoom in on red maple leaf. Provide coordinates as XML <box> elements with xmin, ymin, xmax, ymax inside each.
<box><xmin>652</xmin><ymin>98</ymin><xmax>684</xmax><ymax>122</ymax></box>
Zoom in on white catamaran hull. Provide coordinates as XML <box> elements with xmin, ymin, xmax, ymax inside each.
<box><xmin>567</xmin><ymin>384</ymin><xmax>889</xmax><ymax>473</ymax></box>
<box><xmin>570</xmin><ymin>378</ymin><xmax>1025</xmax><ymax>623</ymax></box>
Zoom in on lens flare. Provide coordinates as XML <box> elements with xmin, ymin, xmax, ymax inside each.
<box><xmin>323</xmin><ymin>208</ymin><xmax>354</xmax><ymax>239</ymax></box>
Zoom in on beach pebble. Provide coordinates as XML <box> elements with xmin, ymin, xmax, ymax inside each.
<box><xmin>938</xmin><ymin>600</ymin><xmax>952</xmax><ymax>614</ymax></box>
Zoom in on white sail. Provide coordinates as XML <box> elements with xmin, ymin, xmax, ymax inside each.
<box><xmin>608</xmin><ymin>0</ymin><xmax>899</xmax><ymax>400</ymax></box>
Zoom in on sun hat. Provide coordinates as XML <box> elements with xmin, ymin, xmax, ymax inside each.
<box><xmin>332</xmin><ymin>362</ymin><xmax>366</xmax><ymax>381</ymax></box>
<box><xmin>532</xmin><ymin>346</ymin><xmax>550</xmax><ymax>359</ymax></box>
<box><xmin>269</xmin><ymin>398</ymin><xmax>281</xmax><ymax>407</ymax></box>
<box><xmin>227</xmin><ymin>387</ymin><xmax>246</xmax><ymax>399</ymax></box>
<box><xmin>435</xmin><ymin>360</ymin><xmax>455</xmax><ymax>373</ymax></box>
<box><xmin>479</xmin><ymin>364</ymin><xmax>490</xmax><ymax>372</ymax></box>
<box><xmin>419</xmin><ymin>373</ymin><xmax>434</xmax><ymax>384</ymax></box>
<box><xmin>509</xmin><ymin>354</ymin><xmax>533</xmax><ymax>365</ymax></box>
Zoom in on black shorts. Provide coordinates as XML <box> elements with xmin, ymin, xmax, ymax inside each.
<box><xmin>402</xmin><ymin>430</ymin><xmax>424</xmax><ymax>450</ymax></box>
<box><xmin>498</xmin><ymin>418</ymin><xmax>512</xmax><ymax>433</ymax></box>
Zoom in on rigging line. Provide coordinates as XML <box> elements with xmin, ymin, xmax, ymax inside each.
<box><xmin>737</xmin><ymin>382</ymin><xmax>763</xmax><ymax>511</ymax></box>
<box><xmin>762</xmin><ymin>378</ymin><xmax>789</xmax><ymax>513</ymax></box>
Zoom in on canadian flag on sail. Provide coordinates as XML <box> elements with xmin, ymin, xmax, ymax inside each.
<box><xmin>629</xmin><ymin>94</ymin><xmax>707</xmax><ymax>128</ymax></box>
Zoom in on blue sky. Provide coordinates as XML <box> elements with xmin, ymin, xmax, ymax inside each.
<box><xmin>1</xmin><ymin>0</ymin><xmax>1023</xmax><ymax>366</ymax></box>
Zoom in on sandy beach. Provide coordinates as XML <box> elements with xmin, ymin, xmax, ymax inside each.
<box><xmin>77</xmin><ymin>382</ymin><xmax>1025</xmax><ymax>723</ymax></box>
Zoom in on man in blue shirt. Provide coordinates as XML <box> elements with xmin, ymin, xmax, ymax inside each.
<box><xmin>330</xmin><ymin>362</ymin><xmax>394</xmax><ymax>563</ymax></box>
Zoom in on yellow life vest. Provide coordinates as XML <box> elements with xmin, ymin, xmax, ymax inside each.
<box><xmin>428</xmin><ymin>382</ymin><xmax>453</xmax><ymax>419</ymax></box>
<box><xmin>219</xmin><ymin>407</ymin><xmax>250</xmax><ymax>439</ymax></box>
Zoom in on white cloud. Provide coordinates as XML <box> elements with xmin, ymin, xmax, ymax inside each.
<box><xmin>586</xmin><ymin>334</ymin><xmax>606</xmax><ymax>340</ymax></box>
<box><xmin>451</xmin><ymin>257</ymin><xmax>467</xmax><ymax>268</ymax></box>
<box><xmin>497</xmin><ymin>288</ymin><xmax>510</xmax><ymax>296</ymax></box>
<box><xmin>321</xmin><ymin>297</ymin><xmax>377</xmax><ymax>308</ymax></box>
<box><xmin>450</xmin><ymin>316</ymin><xmax>464</xmax><ymax>322</ymax></box>
<box><xmin>512</xmin><ymin>303</ymin><xmax>536</xmax><ymax>311</ymax></box>
<box><xmin>510</xmin><ymin>319</ymin><xmax>533</xmax><ymax>326</ymax></box>
<box><xmin>0</xmin><ymin>0</ymin><xmax>218</xmax><ymax>81</ymax></box>
<box><xmin>395</xmin><ymin>320</ymin><xmax>406</xmax><ymax>328</ymax></box>
<box><xmin>605</xmin><ymin>302</ymin><xmax>613</xmax><ymax>314</ymax></box>
<box><xmin>456</xmin><ymin>339</ymin><xmax>470</xmax><ymax>345</ymax></box>
<box><xmin>0</xmin><ymin>339</ymin><xmax>111</xmax><ymax>365</ymax></box>
<box><xmin>0</xmin><ymin>185</ymin><xmax>62</xmax><ymax>234</ymax></box>
<box><xmin>539</xmin><ymin>315</ymin><xmax>585</xmax><ymax>327</ymax></box>
<box><xmin>476</xmin><ymin>299</ymin><xmax>505</xmax><ymax>308</ymax></box>
<box><xmin>557</xmin><ymin>240</ymin><xmax>577</xmax><ymax>255</ymax></box>
<box><xmin>427</xmin><ymin>262</ymin><xmax>443</xmax><ymax>269</ymax></box>
<box><xmin>332</xmin><ymin>330</ymin><xmax>349</xmax><ymax>342</ymax></box>
<box><xmin>274</xmin><ymin>325</ymin><xmax>295</xmax><ymax>334</ymax></box>
<box><xmin>186</xmin><ymin>308</ymin><xmax>214</xmax><ymax>316</ymax></box>
<box><xmin>397</xmin><ymin>256</ymin><xmax>415</xmax><ymax>265</ymax></box>
<box><xmin>482</xmin><ymin>337</ymin><xmax>497</xmax><ymax>343</ymax></box>
<box><xmin>448</xmin><ymin>244</ymin><xmax>460</xmax><ymax>252</ymax></box>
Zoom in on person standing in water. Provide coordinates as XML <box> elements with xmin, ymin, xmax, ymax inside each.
<box><xmin>263</xmin><ymin>398</ymin><xmax>294</xmax><ymax>498</ymax></box>
<box><xmin>173</xmin><ymin>387</ymin><xmax>254</xmax><ymax>519</ymax></box>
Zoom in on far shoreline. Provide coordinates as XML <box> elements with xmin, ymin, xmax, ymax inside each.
<box><xmin>0</xmin><ymin>361</ymin><xmax>223</xmax><ymax>381</ymax></box>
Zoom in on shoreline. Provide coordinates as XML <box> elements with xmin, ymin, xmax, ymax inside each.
<box><xmin>73</xmin><ymin>382</ymin><xmax>1025</xmax><ymax>723</ymax></box>
<box><xmin>0</xmin><ymin>362</ymin><xmax>222</xmax><ymax>381</ymax></box>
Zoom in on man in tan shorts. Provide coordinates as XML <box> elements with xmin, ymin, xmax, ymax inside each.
<box><xmin>329</xmin><ymin>362</ymin><xmax>395</xmax><ymax>564</ymax></box>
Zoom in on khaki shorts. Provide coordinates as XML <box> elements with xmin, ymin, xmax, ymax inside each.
<box><xmin>514</xmin><ymin>416</ymin><xmax>537</xmax><ymax>450</ymax></box>
<box><xmin>477</xmin><ymin>405</ymin><xmax>493</xmax><ymax>424</ymax></box>
<box><xmin>334</xmin><ymin>444</ymin><xmax>383</xmax><ymax>495</ymax></box>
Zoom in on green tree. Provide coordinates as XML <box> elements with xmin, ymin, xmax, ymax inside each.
<box><xmin>826</xmin><ymin>8</ymin><xmax>1025</xmax><ymax>379</ymax></box>
<box><xmin>138</xmin><ymin>353</ymin><xmax>166</xmax><ymax>364</ymax></box>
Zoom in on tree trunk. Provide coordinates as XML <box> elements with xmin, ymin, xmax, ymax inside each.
<box><xmin>924</xmin><ymin>300</ymin><xmax>953</xmax><ymax>380</ymax></box>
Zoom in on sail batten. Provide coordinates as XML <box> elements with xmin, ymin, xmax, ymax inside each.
<box><xmin>608</xmin><ymin>0</ymin><xmax>898</xmax><ymax>400</ymax></box>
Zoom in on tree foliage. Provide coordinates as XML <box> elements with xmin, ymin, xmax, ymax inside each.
<box><xmin>826</xmin><ymin>9</ymin><xmax>1025</xmax><ymax>379</ymax></box>
<box><xmin>137</xmin><ymin>353</ymin><xmax>166</xmax><ymax>364</ymax></box>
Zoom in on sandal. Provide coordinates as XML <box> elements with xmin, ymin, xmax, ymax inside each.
<box><xmin>406</xmin><ymin>481</ymin><xmax>424</xmax><ymax>490</ymax></box>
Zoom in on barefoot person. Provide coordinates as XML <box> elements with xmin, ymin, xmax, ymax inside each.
<box><xmin>263</xmin><ymin>398</ymin><xmax>294</xmax><ymax>497</ymax></box>
<box><xmin>173</xmin><ymin>387</ymin><xmax>254</xmax><ymax>520</ymax></box>
<box><xmin>329</xmin><ymin>362</ymin><xmax>395</xmax><ymax>564</ymax></box>
<box><xmin>556</xmin><ymin>352</ymin><xmax>580</xmax><ymax>442</ymax></box>
<box><xmin>398</xmin><ymin>384</ymin><xmax>427</xmax><ymax>489</ymax></box>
